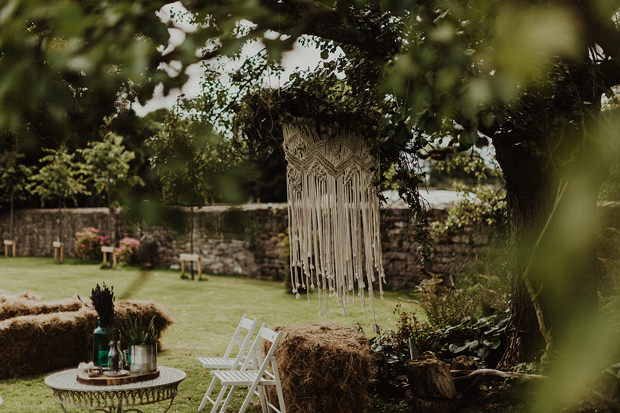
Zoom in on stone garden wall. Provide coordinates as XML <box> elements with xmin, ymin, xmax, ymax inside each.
<box><xmin>0</xmin><ymin>204</ymin><xmax>506</xmax><ymax>289</ymax></box>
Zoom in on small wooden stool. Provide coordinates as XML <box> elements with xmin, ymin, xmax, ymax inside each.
<box><xmin>3</xmin><ymin>240</ymin><xmax>16</xmax><ymax>257</ymax></box>
<box><xmin>101</xmin><ymin>246</ymin><xmax>118</xmax><ymax>268</ymax></box>
<box><xmin>52</xmin><ymin>241</ymin><xmax>64</xmax><ymax>263</ymax></box>
<box><xmin>179</xmin><ymin>253</ymin><xmax>202</xmax><ymax>279</ymax></box>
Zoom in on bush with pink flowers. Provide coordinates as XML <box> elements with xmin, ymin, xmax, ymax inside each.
<box><xmin>74</xmin><ymin>227</ymin><xmax>109</xmax><ymax>262</ymax></box>
<box><xmin>116</xmin><ymin>237</ymin><xmax>140</xmax><ymax>264</ymax></box>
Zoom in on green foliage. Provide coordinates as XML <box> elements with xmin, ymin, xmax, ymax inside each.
<box><xmin>121</xmin><ymin>316</ymin><xmax>157</xmax><ymax>346</ymax></box>
<box><xmin>368</xmin><ymin>307</ymin><xmax>433</xmax><ymax>398</ymax></box>
<box><xmin>433</xmin><ymin>184</ymin><xmax>508</xmax><ymax>235</ymax></box>
<box><xmin>419</xmin><ymin>286</ymin><xmax>482</xmax><ymax>327</ymax></box>
<box><xmin>79</xmin><ymin>130</ymin><xmax>142</xmax><ymax>208</ymax></box>
<box><xmin>0</xmin><ymin>0</ymin><xmax>182</xmax><ymax>147</ymax></box>
<box><xmin>418</xmin><ymin>275</ymin><xmax>509</xmax><ymax>326</ymax></box>
<box><xmin>0</xmin><ymin>146</ymin><xmax>32</xmax><ymax>205</ymax></box>
<box><xmin>429</xmin><ymin>148</ymin><xmax>508</xmax><ymax>235</ymax></box>
<box><xmin>27</xmin><ymin>146</ymin><xmax>87</xmax><ymax>207</ymax></box>
<box><xmin>147</xmin><ymin>108</ymin><xmax>246</xmax><ymax>206</ymax></box>
<box><xmin>370</xmin><ymin>304</ymin><xmax>509</xmax><ymax>397</ymax></box>
<box><xmin>434</xmin><ymin>314</ymin><xmax>510</xmax><ymax>368</ymax></box>
<box><xmin>0</xmin><ymin>142</ymin><xmax>33</xmax><ymax>238</ymax></box>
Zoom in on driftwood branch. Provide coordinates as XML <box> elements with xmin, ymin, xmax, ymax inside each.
<box><xmin>451</xmin><ymin>369</ymin><xmax>546</xmax><ymax>382</ymax></box>
<box><xmin>452</xmin><ymin>368</ymin><xmax>546</xmax><ymax>395</ymax></box>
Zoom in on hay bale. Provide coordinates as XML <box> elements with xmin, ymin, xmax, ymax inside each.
<box><xmin>0</xmin><ymin>291</ymin><xmax>40</xmax><ymax>303</ymax></box>
<box><xmin>265</xmin><ymin>323</ymin><xmax>373</xmax><ymax>413</ymax></box>
<box><xmin>0</xmin><ymin>300</ymin><xmax>173</xmax><ymax>379</ymax></box>
<box><xmin>0</xmin><ymin>296</ymin><xmax>83</xmax><ymax>321</ymax></box>
<box><xmin>0</xmin><ymin>309</ymin><xmax>94</xmax><ymax>379</ymax></box>
<box><xmin>114</xmin><ymin>300</ymin><xmax>175</xmax><ymax>349</ymax></box>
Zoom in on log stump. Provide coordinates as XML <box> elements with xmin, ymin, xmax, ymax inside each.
<box><xmin>406</xmin><ymin>358</ymin><xmax>457</xmax><ymax>413</ymax></box>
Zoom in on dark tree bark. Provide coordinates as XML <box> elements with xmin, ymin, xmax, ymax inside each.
<box><xmin>492</xmin><ymin>135</ymin><xmax>553</xmax><ymax>365</ymax></box>
<box><xmin>492</xmin><ymin>63</ymin><xmax>613</xmax><ymax>367</ymax></box>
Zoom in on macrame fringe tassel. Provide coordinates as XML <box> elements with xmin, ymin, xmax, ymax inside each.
<box><xmin>283</xmin><ymin>120</ymin><xmax>385</xmax><ymax>320</ymax></box>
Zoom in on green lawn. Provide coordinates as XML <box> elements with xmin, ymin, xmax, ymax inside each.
<box><xmin>0</xmin><ymin>257</ymin><xmax>422</xmax><ymax>412</ymax></box>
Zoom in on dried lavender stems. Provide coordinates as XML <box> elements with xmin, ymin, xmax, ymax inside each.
<box><xmin>90</xmin><ymin>283</ymin><xmax>115</xmax><ymax>327</ymax></box>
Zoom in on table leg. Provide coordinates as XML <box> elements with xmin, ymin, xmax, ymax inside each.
<box><xmin>162</xmin><ymin>396</ymin><xmax>176</xmax><ymax>413</ymax></box>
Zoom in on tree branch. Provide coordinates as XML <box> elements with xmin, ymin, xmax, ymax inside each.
<box><xmin>451</xmin><ymin>368</ymin><xmax>546</xmax><ymax>382</ymax></box>
<box><xmin>183</xmin><ymin>0</ymin><xmax>399</xmax><ymax>60</ymax></box>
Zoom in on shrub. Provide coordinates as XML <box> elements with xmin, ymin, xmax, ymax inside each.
<box><xmin>369</xmin><ymin>304</ymin><xmax>509</xmax><ymax>398</ymax></box>
<box><xmin>132</xmin><ymin>234</ymin><xmax>159</xmax><ymax>268</ymax></box>
<box><xmin>433</xmin><ymin>313</ymin><xmax>509</xmax><ymax>368</ymax></box>
<box><xmin>74</xmin><ymin>227</ymin><xmax>108</xmax><ymax>262</ymax></box>
<box><xmin>115</xmin><ymin>237</ymin><xmax>140</xmax><ymax>264</ymax></box>
<box><xmin>418</xmin><ymin>275</ymin><xmax>509</xmax><ymax>327</ymax></box>
<box><xmin>368</xmin><ymin>306</ymin><xmax>433</xmax><ymax>398</ymax></box>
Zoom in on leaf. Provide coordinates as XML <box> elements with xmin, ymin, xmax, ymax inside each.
<box><xmin>476</xmin><ymin>346</ymin><xmax>490</xmax><ymax>359</ymax></box>
<box><xmin>482</xmin><ymin>339</ymin><xmax>501</xmax><ymax>350</ymax></box>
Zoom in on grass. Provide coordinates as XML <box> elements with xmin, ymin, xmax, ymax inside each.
<box><xmin>0</xmin><ymin>257</ymin><xmax>423</xmax><ymax>412</ymax></box>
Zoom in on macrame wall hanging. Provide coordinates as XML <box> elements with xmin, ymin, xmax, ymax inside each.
<box><xmin>283</xmin><ymin>119</ymin><xmax>386</xmax><ymax>320</ymax></box>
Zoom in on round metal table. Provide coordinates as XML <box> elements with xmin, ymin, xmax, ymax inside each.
<box><xmin>45</xmin><ymin>366</ymin><xmax>186</xmax><ymax>413</ymax></box>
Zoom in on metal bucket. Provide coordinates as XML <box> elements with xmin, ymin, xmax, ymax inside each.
<box><xmin>129</xmin><ymin>344</ymin><xmax>157</xmax><ymax>373</ymax></box>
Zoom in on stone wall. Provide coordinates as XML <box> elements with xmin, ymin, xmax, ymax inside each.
<box><xmin>0</xmin><ymin>204</ymin><xmax>499</xmax><ymax>289</ymax></box>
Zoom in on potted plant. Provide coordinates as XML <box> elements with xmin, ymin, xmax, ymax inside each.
<box><xmin>121</xmin><ymin>316</ymin><xmax>158</xmax><ymax>373</ymax></box>
<box><xmin>90</xmin><ymin>284</ymin><xmax>115</xmax><ymax>367</ymax></box>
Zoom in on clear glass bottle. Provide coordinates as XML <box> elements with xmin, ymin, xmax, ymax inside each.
<box><xmin>93</xmin><ymin>319</ymin><xmax>110</xmax><ymax>367</ymax></box>
<box><xmin>107</xmin><ymin>341</ymin><xmax>119</xmax><ymax>373</ymax></box>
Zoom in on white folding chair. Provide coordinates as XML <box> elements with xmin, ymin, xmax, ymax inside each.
<box><xmin>197</xmin><ymin>314</ymin><xmax>260</xmax><ymax>411</ymax></box>
<box><xmin>206</xmin><ymin>325</ymin><xmax>286</xmax><ymax>413</ymax></box>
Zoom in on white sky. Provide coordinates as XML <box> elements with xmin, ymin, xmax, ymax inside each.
<box><xmin>132</xmin><ymin>3</ymin><xmax>325</xmax><ymax>117</ymax></box>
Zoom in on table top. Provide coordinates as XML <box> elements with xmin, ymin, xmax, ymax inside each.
<box><xmin>45</xmin><ymin>366</ymin><xmax>186</xmax><ymax>392</ymax></box>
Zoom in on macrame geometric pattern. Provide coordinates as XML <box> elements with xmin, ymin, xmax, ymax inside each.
<box><xmin>283</xmin><ymin>120</ymin><xmax>385</xmax><ymax>319</ymax></box>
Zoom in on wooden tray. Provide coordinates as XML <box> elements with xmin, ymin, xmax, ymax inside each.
<box><xmin>77</xmin><ymin>369</ymin><xmax>160</xmax><ymax>385</ymax></box>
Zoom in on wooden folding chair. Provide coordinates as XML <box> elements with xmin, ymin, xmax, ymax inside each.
<box><xmin>197</xmin><ymin>314</ymin><xmax>260</xmax><ymax>411</ymax></box>
<box><xmin>206</xmin><ymin>325</ymin><xmax>286</xmax><ymax>413</ymax></box>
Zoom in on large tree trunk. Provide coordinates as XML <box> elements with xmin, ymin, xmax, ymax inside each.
<box><xmin>492</xmin><ymin>65</ymin><xmax>610</xmax><ymax>367</ymax></box>
<box><xmin>493</xmin><ymin>133</ymin><xmax>557</xmax><ymax>366</ymax></box>
<box><xmin>495</xmin><ymin>136</ymin><xmax>605</xmax><ymax>367</ymax></box>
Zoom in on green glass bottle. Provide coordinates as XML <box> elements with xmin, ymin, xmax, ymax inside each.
<box><xmin>93</xmin><ymin>319</ymin><xmax>110</xmax><ymax>367</ymax></box>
